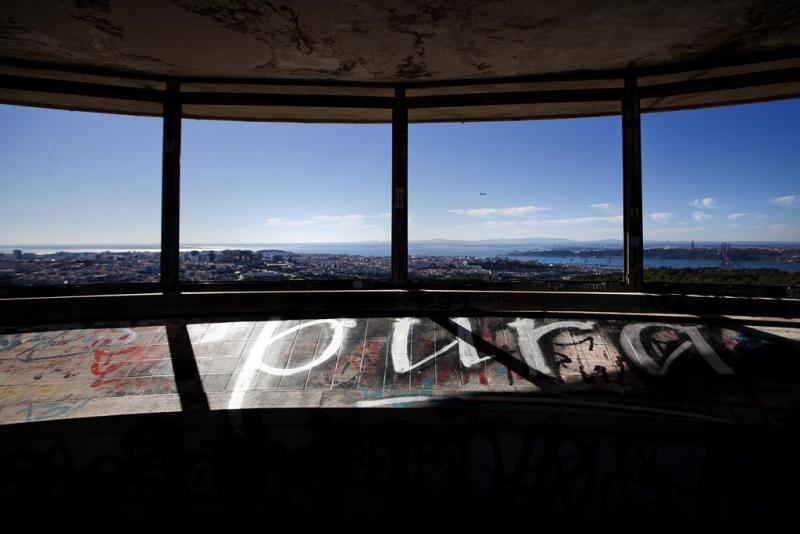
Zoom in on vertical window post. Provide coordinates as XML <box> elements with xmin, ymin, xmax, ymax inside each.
<box><xmin>392</xmin><ymin>87</ymin><xmax>409</xmax><ymax>286</ymax></box>
<box><xmin>161</xmin><ymin>80</ymin><xmax>181</xmax><ymax>293</ymax></box>
<box><xmin>623</xmin><ymin>75</ymin><xmax>644</xmax><ymax>290</ymax></box>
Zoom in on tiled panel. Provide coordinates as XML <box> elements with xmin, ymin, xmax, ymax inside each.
<box><xmin>1</xmin><ymin>317</ymin><xmax>800</xmax><ymax>426</ymax></box>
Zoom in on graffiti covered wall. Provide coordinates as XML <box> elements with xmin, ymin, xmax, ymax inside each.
<box><xmin>1</xmin><ymin>317</ymin><xmax>799</xmax><ymax>424</ymax></box>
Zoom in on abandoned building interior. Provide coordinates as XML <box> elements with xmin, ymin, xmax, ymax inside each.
<box><xmin>1</xmin><ymin>0</ymin><xmax>799</xmax><ymax>528</ymax></box>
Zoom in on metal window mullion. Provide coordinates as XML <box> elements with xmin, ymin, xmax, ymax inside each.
<box><xmin>161</xmin><ymin>80</ymin><xmax>181</xmax><ymax>293</ymax></box>
<box><xmin>392</xmin><ymin>87</ymin><xmax>409</xmax><ymax>286</ymax></box>
<box><xmin>622</xmin><ymin>75</ymin><xmax>644</xmax><ymax>291</ymax></box>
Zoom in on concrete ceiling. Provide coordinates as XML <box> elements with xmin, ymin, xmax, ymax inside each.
<box><xmin>1</xmin><ymin>0</ymin><xmax>799</xmax><ymax>83</ymax></box>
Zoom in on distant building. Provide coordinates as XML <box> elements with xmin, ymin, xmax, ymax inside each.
<box><xmin>221</xmin><ymin>249</ymin><xmax>254</xmax><ymax>263</ymax></box>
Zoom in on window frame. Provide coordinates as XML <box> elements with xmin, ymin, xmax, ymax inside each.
<box><xmin>0</xmin><ymin>61</ymin><xmax>797</xmax><ymax>300</ymax></box>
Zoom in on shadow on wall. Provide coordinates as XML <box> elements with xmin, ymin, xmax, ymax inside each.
<box><xmin>1</xmin><ymin>405</ymin><xmax>799</xmax><ymax>530</ymax></box>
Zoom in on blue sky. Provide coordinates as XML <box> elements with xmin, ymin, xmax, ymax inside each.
<box><xmin>642</xmin><ymin>99</ymin><xmax>800</xmax><ymax>242</ymax></box>
<box><xmin>0</xmin><ymin>98</ymin><xmax>797</xmax><ymax>245</ymax></box>
<box><xmin>409</xmin><ymin>116</ymin><xmax>622</xmax><ymax>241</ymax></box>
<box><xmin>0</xmin><ymin>104</ymin><xmax>162</xmax><ymax>245</ymax></box>
<box><xmin>180</xmin><ymin>119</ymin><xmax>391</xmax><ymax>244</ymax></box>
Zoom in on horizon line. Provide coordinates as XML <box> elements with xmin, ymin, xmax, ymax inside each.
<box><xmin>3</xmin><ymin>239</ymin><xmax>800</xmax><ymax>247</ymax></box>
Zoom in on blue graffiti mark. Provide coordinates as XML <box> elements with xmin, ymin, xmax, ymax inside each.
<box><xmin>17</xmin><ymin>400</ymin><xmax>90</xmax><ymax>422</ymax></box>
<box><xmin>1</xmin><ymin>329</ymin><xmax>137</xmax><ymax>363</ymax></box>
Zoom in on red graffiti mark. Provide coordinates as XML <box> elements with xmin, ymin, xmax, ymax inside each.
<box><xmin>60</xmin><ymin>356</ymin><xmax>87</xmax><ymax>379</ymax></box>
<box><xmin>90</xmin><ymin>345</ymin><xmax>146</xmax><ymax>387</ymax></box>
<box><xmin>89</xmin><ymin>328</ymin><xmax>136</xmax><ymax>349</ymax></box>
<box><xmin>480</xmin><ymin>326</ymin><xmax>493</xmax><ymax>341</ymax></box>
<box><xmin>723</xmin><ymin>332</ymin><xmax>742</xmax><ymax>351</ymax></box>
<box><xmin>337</xmin><ymin>346</ymin><xmax>363</xmax><ymax>375</ymax></box>
<box><xmin>436</xmin><ymin>356</ymin><xmax>450</xmax><ymax>383</ymax></box>
<box><xmin>478</xmin><ymin>368</ymin><xmax>488</xmax><ymax>386</ymax></box>
<box><xmin>363</xmin><ymin>339</ymin><xmax>384</xmax><ymax>354</ymax></box>
<box><xmin>419</xmin><ymin>338</ymin><xmax>434</xmax><ymax>355</ymax></box>
<box><xmin>348</xmin><ymin>343</ymin><xmax>366</xmax><ymax>369</ymax></box>
<box><xmin>652</xmin><ymin>328</ymin><xmax>681</xmax><ymax>343</ymax></box>
<box><xmin>42</xmin><ymin>350</ymin><xmax>93</xmax><ymax>380</ymax></box>
<box><xmin>91</xmin><ymin>338</ymin><xmax>112</xmax><ymax>348</ymax></box>
<box><xmin>342</xmin><ymin>340</ymin><xmax>385</xmax><ymax>375</ymax></box>
<box><xmin>361</xmin><ymin>340</ymin><xmax>386</xmax><ymax>382</ymax></box>
<box><xmin>463</xmin><ymin>372</ymin><xmax>470</xmax><ymax>384</ymax></box>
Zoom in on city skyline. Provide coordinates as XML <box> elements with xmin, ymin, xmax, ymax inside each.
<box><xmin>4</xmin><ymin>236</ymin><xmax>800</xmax><ymax>250</ymax></box>
<box><xmin>0</xmin><ymin>99</ymin><xmax>798</xmax><ymax>245</ymax></box>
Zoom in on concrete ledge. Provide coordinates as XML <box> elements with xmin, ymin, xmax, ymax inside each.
<box><xmin>1</xmin><ymin>290</ymin><xmax>798</xmax><ymax>327</ymax></box>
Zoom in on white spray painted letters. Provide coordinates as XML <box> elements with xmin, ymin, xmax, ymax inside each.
<box><xmin>389</xmin><ymin>317</ymin><xmax>490</xmax><ymax>374</ymax></box>
<box><xmin>227</xmin><ymin>317</ymin><xmax>739</xmax><ymax>410</ymax></box>
<box><xmin>228</xmin><ymin>318</ymin><xmax>355</xmax><ymax>409</ymax></box>
<box><xmin>620</xmin><ymin>323</ymin><xmax>734</xmax><ymax>377</ymax></box>
<box><xmin>508</xmin><ymin>319</ymin><xmax>595</xmax><ymax>378</ymax></box>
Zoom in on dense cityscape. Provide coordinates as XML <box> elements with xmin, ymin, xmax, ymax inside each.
<box><xmin>0</xmin><ymin>248</ymin><xmax>620</xmax><ymax>284</ymax></box>
<box><xmin>0</xmin><ymin>249</ymin><xmax>160</xmax><ymax>285</ymax></box>
<box><xmin>1</xmin><ymin>245</ymin><xmax>799</xmax><ymax>286</ymax></box>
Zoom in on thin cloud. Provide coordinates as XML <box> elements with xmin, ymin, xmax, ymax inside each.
<box><xmin>539</xmin><ymin>215</ymin><xmax>622</xmax><ymax>227</ymax></box>
<box><xmin>728</xmin><ymin>213</ymin><xmax>749</xmax><ymax>220</ymax></box>
<box><xmin>772</xmin><ymin>195</ymin><xmax>800</xmax><ymax>208</ymax></box>
<box><xmin>649</xmin><ymin>212</ymin><xmax>674</xmax><ymax>223</ymax></box>
<box><xmin>483</xmin><ymin>215</ymin><xmax>622</xmax><ymax>229</ymax></box>
<box><xmin>689</xmin><ymin>197</ymin><xmax>717</xmax><ymax>209</ymax></box>
<box><xmin>589</xmin><ymin>203</ymin><xmax>617</xmax><ymax>213</ymax></box>
<box><xmin>313</xmin><ymin>214</ymin><xmax>386</xmax><ymax>223</ymax></box>
<box><xmin>265</xmin><ymin>213</ymin><xmax>387</xmax><ymax>227</ymax></box>
<box><xmin>448</xmin><ymin>205</ymin><xmax>550</xmax><ymax>218</ymax></box>
<box><xmin>693</xmin><ymin>211</ymin><xmax>712</xmax><ymax>222</ymax></box>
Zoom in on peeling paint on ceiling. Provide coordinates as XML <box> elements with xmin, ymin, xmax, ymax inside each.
<box><xmin>0</xmin><ymin>0</ymin><xmax>798</xmax><ymax>82</ymax></box>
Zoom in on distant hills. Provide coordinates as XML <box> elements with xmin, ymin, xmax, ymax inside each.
<box><xmin>407</xmin><ymin>238</ymin><xmax>800</xmax><ymax>248</ymax></box>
